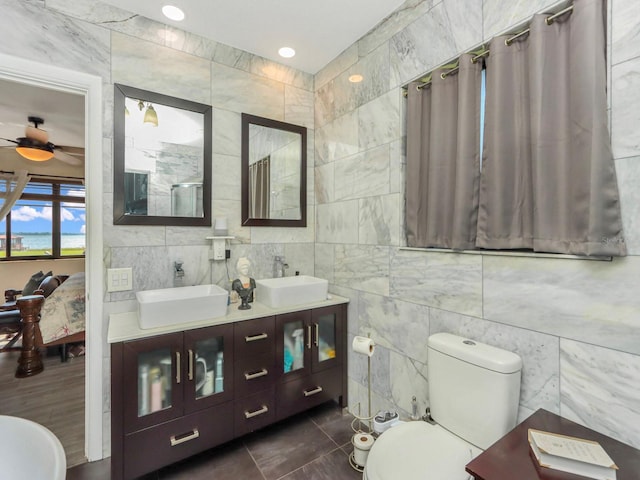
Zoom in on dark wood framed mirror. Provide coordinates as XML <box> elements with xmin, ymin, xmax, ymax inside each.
<box><xmin>241</xmin><ymin>113</ymin><xmax>307</xmax><ymax>227</ymax></box>
<box><xmin>113</xmin><ymin>84</ymin><xmax>212</xmax><ymax>226</ymax></box>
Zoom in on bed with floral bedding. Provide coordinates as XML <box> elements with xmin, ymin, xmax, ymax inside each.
<box><xmin>37</xmin><ymin>271</ymin><xmax>85</xmax><ymax>346</ymax></box>
<box><xmin>10</xmin><ymin>271</ymin><xmax>86</xmax><ymax>376</ymax></box>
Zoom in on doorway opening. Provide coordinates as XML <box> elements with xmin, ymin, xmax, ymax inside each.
<box><xmin>0</xmin><ymin>52</ymin><xmax>104</xmax><ymax>464</ymax></box>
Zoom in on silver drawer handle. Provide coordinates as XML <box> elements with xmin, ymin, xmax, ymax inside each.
<box><xmin>244</xmin><ymin>405</ymin><xmax>268</xmax><ymax>419</ymax></box>
<box><xmin>245</xmin><ymin>333</ymin><xmax>268</xmax><ymax>342</ymax></box>
<box><xmin>303</xmin><ymin>386</ymin><xmax>323</xmax><ymax>397</ymax></box>
<box><xmin>170</xmin><ymin>428</ymin><xmax>199</xmax><ymax>446</ymax></box>
<box><xmin>244</xmin><ymin>368</ymin><xmax>268</xmax><ymax>380</ymax></box>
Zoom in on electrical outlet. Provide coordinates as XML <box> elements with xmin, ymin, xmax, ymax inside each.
<box><xmin>107</xmin><ymin>267</ymin><xmax>133</xmax><ymax>292</ymax></box>
<box><xmin>212</xmin><ymin>238</ymin><xmax>225</xmax><ymax>260</ymax></box>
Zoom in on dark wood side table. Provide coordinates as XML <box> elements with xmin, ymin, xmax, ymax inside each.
<box><xmin>15</xmin><ymin>295</ymin><xmax>44</xmax><ymax>378</ymax></box>
<box><xmin>466</xmin><ymin>408</ymin><xmax>640</xmax><ymax>480</ymax></box>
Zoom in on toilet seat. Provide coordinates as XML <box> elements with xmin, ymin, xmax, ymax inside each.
<box><xmin>363</xmin><ymin>421</ymin><xmax>482</xmax><ymax>480</ymax></box>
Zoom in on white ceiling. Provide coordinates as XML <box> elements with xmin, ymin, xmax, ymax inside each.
<box><xmin>0</xmin><ymin>78</ymin><xmax>85</xmax><ymax>149</ymax></box>
<box><xmin>100</xmin><ymin>0</ymin><xmax>406</xmax><ymax>74</ymax></box>
<box><xmin>0</xmin><ymin>78</ymin><xmax>85</xmax><ymax>176</ymax></box>
<box><xmin>1</xmin><ymin>1</ymin><xmax>405</xmax><ymax>167</ymax></box>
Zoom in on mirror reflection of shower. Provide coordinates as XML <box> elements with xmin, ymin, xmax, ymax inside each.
<box><xmin>171</xmin><ymin>180</ymin><xmax>203</xmax><ymax>217</ymax></box>
<box><xmin>248</xmin><ymin>125</ymin><xmax>301</xmax><ymax>220</ymax></box>
<box><xmin>119</xmin><ymin>88</ymin><xmax>209</xmax><ymax>220</ymax></box>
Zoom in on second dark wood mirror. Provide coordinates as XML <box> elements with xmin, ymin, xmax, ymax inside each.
<box><xmin>241</xmin><ymin>113</ymin><xmax>307</xmax><ymax>227</ymax></box>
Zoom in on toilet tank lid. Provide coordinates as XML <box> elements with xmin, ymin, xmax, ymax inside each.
<box><xmin>428</xmin><ymin>333</ymin><xmax>522</xmax><ymax>374</ymax></box>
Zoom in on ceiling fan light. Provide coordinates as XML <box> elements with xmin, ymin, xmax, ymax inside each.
<box><xmin>144</xmin><ymin>104</ymin><xmax>159</xmax><ymax>126</ymax></box>
<box><xmin>25</xmin><ymin>125</ymin><xmax>49</xmax><ymax>144</ymax></box>
<box><xmin>16</xmin><ymin>145</ymin><xmax>55</xmax><ymax>161</ymax></box>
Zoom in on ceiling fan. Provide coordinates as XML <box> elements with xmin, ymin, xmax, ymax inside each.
<box><xmin>0</xmin><ymin>116</ymin><xmax>84</xmax><ymax>166</ymax></box>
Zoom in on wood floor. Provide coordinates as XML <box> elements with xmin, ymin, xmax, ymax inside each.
<box><xmin>0</xmin><ymin>349</ymin><xmax>86</xmax><ymax>468</ymax></box>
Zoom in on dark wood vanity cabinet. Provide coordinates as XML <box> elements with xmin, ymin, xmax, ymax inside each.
<box><xmin>111</xmin><ymin>323</ymin><xmax>235</xmax><ymax>479</ymax></box>
<box><xmin>275</xmin><ymin>305</ymin><xmax>345</xmax><ymax>419</ymax></box>
<box><xmin>111</xmin><ymin>303</ymin><xmax>347</xmax><ymax>480</ymax></box>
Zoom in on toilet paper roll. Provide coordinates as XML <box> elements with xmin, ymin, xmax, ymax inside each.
<box><xmin>352</xmin><ymin>336</ymin><xmax>375</xmax><ymax>357</ymax></box>
<box><xmin>352</xmin><ymin>433</ymin><xmax>375</xmax><ymax>466</ymax></box>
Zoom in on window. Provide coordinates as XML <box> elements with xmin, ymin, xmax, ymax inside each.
<box><xmin>405</xmin><ymin>1</ymin><xmax>625</xmax><ymax>257</ymax></box>
<box><xmin>0</xmin><ymin>179</ymin><xmax>85</xmax><ymax>259</ymax></box>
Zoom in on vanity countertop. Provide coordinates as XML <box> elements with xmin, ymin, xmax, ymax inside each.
<box><xmin>465</xmin><ymin>408</ymin><xmax>640</xmax><ymax>480</ymax></box>
<box><xmin>108</xmin><ymin>294</ymin><xmax>349</xmax><ymax>343</ymax></box>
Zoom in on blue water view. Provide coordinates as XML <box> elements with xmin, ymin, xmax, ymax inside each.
<box><xmin>9</xmin><ymin>233</ymin><xmax>85</xmax><ymax>250</ymax></box>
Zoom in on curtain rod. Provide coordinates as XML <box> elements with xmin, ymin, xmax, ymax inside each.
<box><xmin>505</xmin><ymin>4</ymin><xmax>574</xmax><ymax>45</ymax></box>
<box><xmin>403</xmin><ymin>3</ymin><xmax>573</xmax><ymax>95</ymax></box>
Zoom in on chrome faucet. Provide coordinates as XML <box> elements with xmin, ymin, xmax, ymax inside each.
<box><xmin>174</xmin><ymin>261</ymin><xmax>185</xmax><ymax>279</ymax></box>
<box><xmin>274</xmin><ymin>256</ymin><xmax>289</xmax><ymax>278</ymax></box>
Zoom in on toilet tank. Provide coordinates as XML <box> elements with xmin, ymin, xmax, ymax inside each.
<box><xmin>427</xmin><ymin>333</ymin><xmax>522</xmax><ymax>450</ymax></box>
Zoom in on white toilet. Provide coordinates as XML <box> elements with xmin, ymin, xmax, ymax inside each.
<box><xmin>363</xmin><ymin>332</ymin><xmax>523</xmax><ymax>480</ymax></box>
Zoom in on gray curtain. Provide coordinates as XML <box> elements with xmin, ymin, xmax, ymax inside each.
<box><xmin>249</xmin><ymin>156</ymin><xmax>270</xmax><ymax>218</ymax></box>
<box><xmin>406</xmin><ymin>53</ymin><xmax>482</xmax><ymax>249</ymax></box>
<box><xmin>476</xmin><ymin>35</ymin><xmax>534</xmax><ymax>249</ymax></box>
<box><xmin>477</xmin><ymin>0</ymin><xmax>626</xmax><ymax>256</ymax></box>
<box><xmin>0</xmin><ymin>170</ymin><xmax>30</xmax><ymax>223</ymax></box>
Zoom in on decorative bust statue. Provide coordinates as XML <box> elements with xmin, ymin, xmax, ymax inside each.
<box><xmin>232</xmin><ymin>257</ymin><xmax>256</xmax><ymax>310</ymax></box>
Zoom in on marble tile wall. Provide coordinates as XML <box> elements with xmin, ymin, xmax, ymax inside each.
<box><xmin>109</xmin><ymin>20</ymin><xmax>316</xmax><ymax>298</ymax></box>
<box><xmin>314</xmin><ymin>0</ymin><xmax>640</xmax><ymax>449</ymax></box>
<box><xmin>1</xmin><ymin>0</ymin><xmax>314</xmax><ymax>456</ymax></box>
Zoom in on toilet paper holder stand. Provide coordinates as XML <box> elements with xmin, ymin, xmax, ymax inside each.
<box><xmin>348</xmin><ymin>335</ymin><xmax>377</xmax><ymax>472</ymax></box>
<box><xmin>349</xmin><ymin>402</ymin><xmax>375</xmax><ymax>472</ymax></box>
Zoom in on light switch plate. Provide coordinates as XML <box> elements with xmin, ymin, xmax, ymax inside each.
<box><xmin>107</xmin><ymin>267</ymin><xmax>133</xmax><ymax>292</ymax></box>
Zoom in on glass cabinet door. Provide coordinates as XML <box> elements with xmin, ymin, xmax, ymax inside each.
<box><xmin>184</xmin><ymin>323</ymin><xmax>234</xmax><ymax>412</ymax></box>
<box><xmin>311</xmin><ymin>306</ymin><xmax>343</xmax><ymax>372</ymax></box>
<box><xmin>138</xmin><ymin>347</ymin><xmax>173</xmax><ymax>416</ymax></box>
<box><xmin>315</xmin><ymin>315</ymin><xmax>336</xmax><ymax>363</ymax></box>
<box><xmin>277</xmin><ymin>310</ymin><xmax>312</xmax><ymax>380</ymax></box>
<box><xmin>283</xmin><ymin>319</ymin><xmax>305</xmax><ymax>373</ymax></box>
<box><xmin>191</xmin><ymin>336</ymin><xmax>223</xmax><ymax>399</ymax></box>
<box><xmin>122</xmin><ymin>332</ymin><xmax>183</xmax><ymax>433</ymax></box>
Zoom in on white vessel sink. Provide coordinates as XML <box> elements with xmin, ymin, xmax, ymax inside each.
<box><xmin>136</xmin><ymin>284</ymin><xmax>228</xmax><ymax>329</ymax></box>
<box><xmin>255</xmin><ymin>275</ymin><xmax>329</xmax><ymax>308</ymax></box>
<box><xmin>0</xmin><ymin>415</ymin><xmax>66</xmax><ymax>480</ymax></box>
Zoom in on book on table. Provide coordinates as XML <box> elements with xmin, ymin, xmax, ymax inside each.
<box><xmin>528</xmin><ymin>428</ymin><xmax>618</xmax><ymax>480</ymax></box>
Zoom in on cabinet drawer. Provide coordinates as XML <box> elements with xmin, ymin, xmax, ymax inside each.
<box><xmin>276</xmin><ymin>368</ymin><xmax>342</xmax><ymax>421</ymax></box>
<box><xmin>234</xmin><ymin>387</ymin><xmax>276</xmax><ymax>437</ymax></box>
<box><xmin>234</xmin><ymin>353</ymin><xmax>277</xmax><ymax>397</ymax></box>
<box><xmin>123</xmin><ymin>401</ymin><xmax>234</xmax><ymax>480</ymax></box>
<box><xmin>234</xmin><ymin>316</ymin><xmax>275</xmax><ymax>358</ymax></box>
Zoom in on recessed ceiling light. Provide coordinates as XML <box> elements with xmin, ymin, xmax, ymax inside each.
<box><xmin>162</xmin><ymin>5</ymin><xmax>185</xmax><ymax>21</ymax></box>
<box><xmin>278</xmin><ymin>47</ymin><xmax>296</xmax><ymax>58</ymax></box>
<box><xmin>349</xmin><ymin>74</ymin><xmax>364</xmax><ymax>83</ymax></box>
